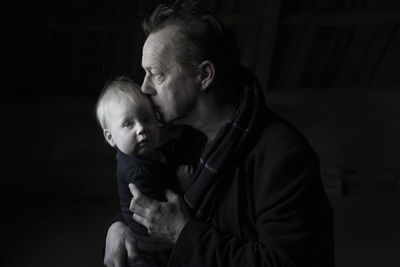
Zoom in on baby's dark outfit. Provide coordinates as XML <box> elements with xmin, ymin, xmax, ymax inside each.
<box><xmin>116</xmin><ymin>150</ymin><xmax>174</xmax><ymax>266</ymax></box>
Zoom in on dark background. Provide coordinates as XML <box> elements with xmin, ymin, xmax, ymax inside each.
<box><xmin>1</xmin><ymin>0</ymin><xmax>400</xmax><ymax>266</ymax></box>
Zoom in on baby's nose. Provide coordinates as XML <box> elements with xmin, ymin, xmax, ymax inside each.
<box><xmin>136</xmin><ymin>123</ymin><xmax>145</xmax><ymax>133</ymax></box>
<box><xmin>137</xmin><ymin>134</ymin><xmax>144</xmax><ymax>141</ymax></box>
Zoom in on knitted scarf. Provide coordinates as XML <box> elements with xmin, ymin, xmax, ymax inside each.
<box><xmin>184</xmin><ymin>69</ymin><xmax>267</xmax><ymax>220</ymax></box>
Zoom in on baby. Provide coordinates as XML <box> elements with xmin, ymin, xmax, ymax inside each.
<box><xmin>96</xmin><ymin>75</ymin><xmax>192</xmax><ymax>266</ymax></box>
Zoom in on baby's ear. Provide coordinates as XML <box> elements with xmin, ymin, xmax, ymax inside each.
<box><xmin>103</xmin><ymin>129</ymin><xmax>115</xmax><ymax>147</ymax></box>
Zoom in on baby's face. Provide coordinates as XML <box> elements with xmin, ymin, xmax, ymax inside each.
<box><xmin>106</xmin><ymin>97</ymin><xmax>160</xmax><ymax>156</ymax></box>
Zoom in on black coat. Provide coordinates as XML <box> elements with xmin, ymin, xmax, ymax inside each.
<box><xmin>168</xmin><ymin>87</ymin><xmax>334</xmax><ymax>266</ymax></box>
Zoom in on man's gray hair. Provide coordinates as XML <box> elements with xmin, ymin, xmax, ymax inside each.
<box><xmin>142</xmin><ymin>0</ymin><xmax>242</xmax><ymax>99</ymax></box>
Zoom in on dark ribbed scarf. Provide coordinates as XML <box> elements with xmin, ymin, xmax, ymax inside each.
<box><xmin>184</xmin><ymin>68</ymin><xmax>266</xmax><ymax>220</ymax></box>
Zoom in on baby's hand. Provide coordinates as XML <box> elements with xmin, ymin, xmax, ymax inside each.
<box><xmin>176</xmin><ymin>165</ymin><xmax>194</xmax><ymax>190</ymax></box>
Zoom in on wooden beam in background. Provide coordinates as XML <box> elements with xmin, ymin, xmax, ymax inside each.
<box><xmin>252</xmin><ymin>0</ymin><xmax>282</xmax><ymax>93</ymax></box>
<box><xmin>285</xmin><ymin>27</ymin><xmax>317</xmax><ymax>89</ymax></box>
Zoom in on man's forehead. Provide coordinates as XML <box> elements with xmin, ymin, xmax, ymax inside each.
<box><xmin>142</xmin><ymin>27</ymin><xmax>179</xmax><ymax>66</ymax></box>
<box><xmin>143</xmin><ymin>39</ymin><xmax>168</xmax><ymax>58</ymax></box>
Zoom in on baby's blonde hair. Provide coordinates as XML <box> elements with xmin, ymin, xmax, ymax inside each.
<box><xmin>95</xmin><ymin>75</ymin><xmax>145</xmax><ymax>130</ymax></box>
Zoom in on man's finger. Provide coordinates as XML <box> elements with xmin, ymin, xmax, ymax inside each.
<box><xmin>132</xmin><ymin>213</ymin><xmax>149</xmax><ymax>228</ymax></box>
<box><xmin>129</xmin><ymin>197</ymin><xmax>147</xmax><ymax>215</ymax></box>
<box><xmin>129</xmin><ymin>184</ymin><xmax>153</xmax><ymax>204</ymax></box>
<box><xmin>129</xmin><ymin>183</ymin><xmax>155</xmax><ymax>213</ymax></box>
<box><xmin>128</xmin><ymin>183</ymin><xmax>143</xmax><ymax>199</ymax></box>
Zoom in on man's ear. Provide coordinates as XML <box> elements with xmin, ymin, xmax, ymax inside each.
<box><xmin>198</xmin><ymin>60</ymin><xmax>215</xmax><ymax>91</ymax></box>
<box><xmin>103</xmin><ymin>129</ymin><xmax>115</xmax><ymax>147</ymax></box>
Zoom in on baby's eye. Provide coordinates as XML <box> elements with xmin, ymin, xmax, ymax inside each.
<box><xmin>123</xmin><ymin>121</ymin><xmax>133</xmax><ymax>128</ymax></box>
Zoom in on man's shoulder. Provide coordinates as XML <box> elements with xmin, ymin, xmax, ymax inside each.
<box><xmin>251</xmin><ymin>110</ymin><xmax>315</xmax><ymax>157</ymax></box>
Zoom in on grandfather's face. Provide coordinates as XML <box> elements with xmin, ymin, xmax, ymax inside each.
<box><xmin>141</xmin><ymin>26</ymin><xmax>201</xmax><ymax>125</ymax></box>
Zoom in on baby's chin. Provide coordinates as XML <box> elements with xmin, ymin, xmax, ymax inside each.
<box><xmin>135</xmin><ymin>145</ymin><xmax>158</xmax><ymax>158</ymax></box>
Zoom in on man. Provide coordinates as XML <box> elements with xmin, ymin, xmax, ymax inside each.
<box><xmin>104</xmin><ymin>0</ymin><xmax>334</xmax><ymax>266</ymax></box>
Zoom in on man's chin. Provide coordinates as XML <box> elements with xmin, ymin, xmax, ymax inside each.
<box><xmin>157</xmin><ymin>114</ymin><xmax>173</xmax><ymax>126</ymax></box>
<box><xmin>154</xmin><ymin>108</ymin><xmax>167</xmax><ymax>124</ymax></box>
<box><xmin>156</xmin><ymin>111</ymin><xmax>185</xmax><ymax>126</ymax></box>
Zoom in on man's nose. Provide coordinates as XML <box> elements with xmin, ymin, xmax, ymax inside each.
<box><xmin>141</xmin><ymin>75</ymin><xmax>157</xmax><ymax>96</ymax></box>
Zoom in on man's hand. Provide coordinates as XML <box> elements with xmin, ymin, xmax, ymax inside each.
<box><xmin>104</xmin><ymin>221</ymin><xmax>138</xmax><ymax>267</ymax></box>
<box><xmin>129</xmin><ymin>183</ymin><xmax>190</xmax><ymax>243</ymax></box>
